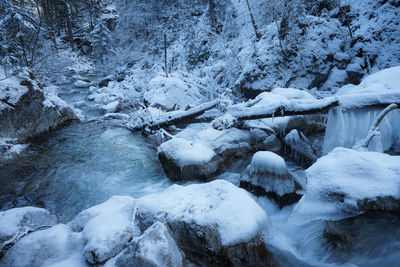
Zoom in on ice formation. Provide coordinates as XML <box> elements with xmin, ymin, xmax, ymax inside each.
<box><xmin>323</xmin><ymin>67</ymin><xmax>400</xmax><ymax>154</ymax></box>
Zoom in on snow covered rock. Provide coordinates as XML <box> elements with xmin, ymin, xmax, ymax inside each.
<box><xmin>284</xmin><ymin>129</ymin><xmax>321</xmax><ymax>167</ymax></box>
<box><xmin>0</xmin><ymin>224</ymin><xmax>85</xmax><ymax>267</ymax></box>
<box><xmin>107</xmin><ymin>222</ymin><xmax>183</xmax><ymax>267</ymax></box>
<box><xmin>0</xmin><ymin>207</ymin><xmax>57</xmax><ymax>257</ymax></box>
<box><xmin>157</xmin><ymin>138</ymin><xmax>220</xmax><ymax>181</ymax></box>
<box><xmin>69</xmin><ymin>196</ymin><xmax>136</xmax><ymax>264</ymax></box>
<box><xmin>291</xmin><ymin>148</ymin><xmax>400</xmax><ymax>224</ymax></box>
<box><xmin>143</xmin><ymin>76</ymin><xmax>202</xmax><ymax>111</ymax></box>
<box><xmin>0</xmin><ymin>69</ymin><xmax>76</xmax><ymax>141</ymax></box>
<box><xmin>240</xmin><ymin>152</ymin><xmax>301</xmax><ymax>207</ymax></box>
<box><xmin>135</xmin><ymin>180</ymin><xmax>272</xmax><ymax>266</ymax></box>
<box><xmin>100</xmin><ymin>100</ymin><xmax>120</xmax><ymax>114</ymax></box>
<box><xmin>73</xmin><ymin>80</ymin><xmax>90</xmax><ymax>88</ymax></box>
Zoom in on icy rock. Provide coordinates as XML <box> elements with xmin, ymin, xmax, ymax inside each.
<box><xmin>284</xmin><ymin>129</ymin><xmax>320</xmax><ymax>167</ymax></box>
<box><xmin>134</xmin><ymin>180</ymin><xmax>272</xmax><ymax>266</ymax></box>
<box><xmin>143</xmin><ymin>76</ymin><xmax>202</xmax><ymax>111</ymax></box>
<box><xmin>107</xmin><ymin>222</ymin><xmax>183</xmax><ymax>267</ymax></box>
<box><xmin>0</xmin><ymin>224</ymin><xmax>85</xmax><ymax>267</ymax></box>
<box><xmin>0</xmin><ymin>73</ymin><xmax>76</xmax><ymax>140</ymax></box>
<box><xmin>157</xmin><ymin>138</ymin><xmax>220</xmax><ymax>181</ymax></box>
<box><xmin>291</xmin><ymin>147</ymin><xmax>400</xmax><ymax>224</ymax></box>
<box><xmin>100</xmin><ymin>101</ymin><xmax>120</xmax><ymax>114</ymax></box>
<box><xmin>240</xmin><ymin>152</ymin><xmax>301</xmax><ymax>207</ymax></box>
<box><xmin>69</xmin><ymin>196</ymin><xmax>136</xmax><ymax>264</ymax></box>
<box><xmin>73</xmin><ymin>80</ymin><xmax>90</xmax><ymax>88</ymax></box>
<box><xmin>0</xmin><ymin>207</ymin><xmax>57</xmax><ymax>256</ymax></box>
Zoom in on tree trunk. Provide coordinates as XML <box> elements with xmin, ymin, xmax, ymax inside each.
<box><xmin>245</xmin><ymin>0</ymin><xmax>261</xmax><ymax>41</ymax></box>
<box><xmin>164</xmin><ymin>32</ymin><xmax>168</xmax><ymax>77</ymax></box>
<box><xmin>209</xmin><ymin>0</ymin><xmax>216</xmax><ymax>32</ymax></box>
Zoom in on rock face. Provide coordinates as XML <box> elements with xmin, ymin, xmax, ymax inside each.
<box><xmin>240</xmin><ymin>151</ymin><xmax>302</xmax><ymax>207</ymax></box>
<box><xmin>134</xmin><ymin>180</ymin><xmax>273</xmax><ymax>266</ymax></box>
<box><xmin>0</xmin><ymin>71</ymin><xmax>76</xmax><ymax>141</ymax></box>
<box><xmin>0</xmin><ymin>207</ymin><xmax>57</xmax><ymax>258</ymax></box>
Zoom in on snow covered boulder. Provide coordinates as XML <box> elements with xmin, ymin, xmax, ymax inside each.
<box><xmin>107</xmin><ymin>222</ymin><xmax>183</xmax><ymax>267</ymax></box>
<box><xmin>143</xmin><ymin>76</ymin><xmax>202</xmax><ymax>111</ymax></box>
<box><xmin>134</xmin><ymin>180</ymin><xmax>272</xmax><ymax>266</ymax></box>
<box><xmin>100</xmin><ymin>100</ymin><xmax>120</xmax><ymax>114</ymax></box>
<box><xmin>158</xmin><ymin>138</ymin><xmax>221</xmax><ymax>181</ymax></box>
<box><xmin>291</xmin><ymin>148</ymin><xmax>400</xmax><ymax>224</ymax></box>
<box><xmin>0</xmin><ymin>69</ymin><xmax>76</xmax><ymax>141</ymax></box>
<box><xmin>69</xmin><ymin>196</ymin><xmax>136</xmax><ymax>264</ymax></box>
<box><xmin>73</xmin><ymin>80</ymin><xmax>90</xmax><ymax>88</ymax></box>
<box><xmin>240</xmin><ymin>151</ymin><xmax>301</xmax><ymax>207</ymax></box>
<box><xmin>0</xmin><ymin>207</ymin><xmax>57</xmax><ymax>257</ymax></box>
<box><xmin>0</xmin><ymin>224</ymin><xmax>85</xmax><ymax>267</ymax></box>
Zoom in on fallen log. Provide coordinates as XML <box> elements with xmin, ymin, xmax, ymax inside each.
<box><xmin>132</xmin><ymin>92</ymin><xmax>400</xmax><ymax>131</ymax></box>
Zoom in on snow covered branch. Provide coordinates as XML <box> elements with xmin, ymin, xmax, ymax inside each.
<box><xmin>353</xmin><ymin>103</ymin><xmax>399</xmax><ymax>151</ymax></box>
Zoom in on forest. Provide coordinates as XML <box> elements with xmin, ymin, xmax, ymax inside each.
<box><xmin>1</xmin><ymin>0</ymin><xmax>400</xmax><ymax>266</ymax></box>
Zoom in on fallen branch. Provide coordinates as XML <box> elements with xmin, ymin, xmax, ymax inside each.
<box><xmin>353</xmin><ymin>103</ymin><xmax>399</xmax><ymax>151</ymax></box>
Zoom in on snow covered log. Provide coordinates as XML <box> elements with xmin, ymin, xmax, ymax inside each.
<box><xmin>131</xmin><ymin>91</ymin><xmax>400</xmax><ymax>132</ymax></box>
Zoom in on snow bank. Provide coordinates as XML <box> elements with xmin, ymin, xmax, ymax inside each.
<box><xmin>136</xmin><ymin>179</ymin><xmax>269</xmax><ymax>246</ymax></box>
<box><xmin>324</xmin><ymin>67</ymin><xmax>400</xmax><ymax>154</ymax></box>
<box><xmin>290</xmin><ymin>147</ymin><xmax>400</xmax><ymax>224</ymax></box>
<box><xmin>144</xmin><ymin>75</ymin><xmax>203</xmax><ymax>111</ymax></box>
<box><xmin>158</xmin><ymin>137</ymin><xmax>216</xmax><ymax>167</ymax></box>
<box><xmin>249</xmin><ymin>151</ymin><xmax>287</xmax><ymax>176</ymax></box>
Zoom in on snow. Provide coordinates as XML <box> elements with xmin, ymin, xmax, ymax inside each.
<box><xmin>135</xmin><ymin>180</ymin><xmax>269</xmax><ymax>246</ymax></box>
<box><xmin>157</xmin><ymin>137</ymin><xmax>216</xmax><ymax>167</ymax></box>
<box><xmin>73</xmin><ymin>80</ymin><xmax>90</xmax><ymax>88</ymax></box>
<box><xmin>290</xmin><ymin>147</ymin><xmax>400</xmax><ymax>224</ymax></box>
<box><xmin>249</xmin><ymin>151</ymin><xmax>287</xmax><ymax>176</ymax></box>
<box><xmin>270</xmin><ymin>88</ymin><xmax>316</xmax><ymax>101</ymax></box>
<box><xmin>143</xmin><ymin>75</ymin><xmax>203</xmax><ymax>111</ymax></box>
<box><xmin>69</xmin><ymin>196</ymin><xmax>136</xmax><ymax>264</ymax></box>
<box><xmin>101</xmin><ymin>100</ymin><xmax>119</xmax><ymax>114</ymax></box>
<box><xmin>0</xmin><ymin>224</ymin><xmax>86</xmax><ymax>267</ymax></box>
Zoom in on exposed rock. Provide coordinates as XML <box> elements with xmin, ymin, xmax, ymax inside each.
<box><xmin>0</xmin><ymin>207</ymin><xmax>57</xmax><ymax>258</ymax></box>
<box><xmin>134</xmin><ymin>180</ymin><xmax>273</xmax><ymax>266</ymax></box>
<box><xmin>284</xmin><ymin>129</ymin><xmax>320</xmax><ymax>167</ymax></box>
<box><xmin>240</xmin><ymin>151</ymin><xmax>302</xmax><ymax>207</ymax></box>
<box><xmin>0</xmin><ymin>71</ymin><xmax>76</xmax><ymax>141</ymax></box>
<box><xmin>107</xmin><ymin>222</ymin><xmax>183</xmax><ymax>267</ymax></box>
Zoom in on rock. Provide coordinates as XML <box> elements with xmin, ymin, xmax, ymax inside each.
<box><xmin>290</xmin><ymin>147</ymin><xmax>400</xmax><ymax>224</ymax></box>
<box><xmin>0</xmin><ymin>207</ymin><xmax>57</xmax><ymax>258</ymax></box>
<box><xmin>100</xmin><ymin>100</ymin><xmax>120</xmax><ymax>114</ymax></box>
<box><xmin>134</xmin><ymin>180</ymin><xmax>273</xmax><ymax>266</ymax></box>
<box><xmin>240</xmin><ymin>151</ymin><xmax>302</xmax><ymax>207</ymax></box>
<box><xmin>157</xmin><ymin>138</ymin><xmax>221</xmax><ymax>181</ymax></box>
<box><xmin>284</xmin><ymin>129</ymin><xmax>320</xmax><ymax>167</ymax></box>
<box><xmin>0</xmin><ymin>224</ymin><xmax>85</xmax><ymax>267</ymax></box>
<box><xmin>73</xmin><ymin>80</ymin><xmax>90</xmax><ymax>88</ymax></box>
<box><xmin>107</xmin><ymin>222</ymin><xmax>183</xmax><ymax>267</ymax></box>
<box><xmin>69</xmin><ymin>196</ymin><xmax>136</xmax><ymax>264</ymax></box>
<box><xmin>0</xmin><ymin>72</ymin><xmax>76</xmax><ymax>141</ymax></box>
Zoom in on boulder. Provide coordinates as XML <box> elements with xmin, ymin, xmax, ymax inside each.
<box><xmin>0</xmin><ymin>70</ymin><xmax>76</xmax><ymax>141</ymax></box>
<box><xmin>290</xmin><ymin>147</ymin><xmax>400</xmax><ymax>224</ymax></box>
<box><xmin>284</xmin><ymin>129</ymin><xmax>320</xmax><ymax>167</ymax></box>
<box><xmin>107</xmin><ymin>222</ymin><xmax>183</xmax><ymax>267</ymax></box>
<box><xmin>69</xmin><ymin>196</ymin><xmax>136</xmax><ymax>264</ymax></box>
<box><xmin>134</xmin><ymin>180</ymin><xmax>273</xmax><ymax>266</ymax></box>
<box><xmin>0</xmin><ymin>207</ymin><xmax>57</xmax><ymax>258</ymax></box>
<box><xmin>0</xmin><ymin>224</ymin><xmax>85</xmax><ymax>267</ymax></box>
<box><xmin>240</xmin><ymin>151</ymin><xmax>302</xmax><ymax>207</ymax></box>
